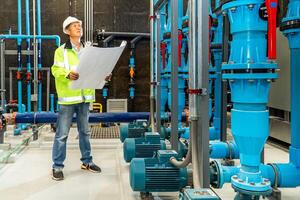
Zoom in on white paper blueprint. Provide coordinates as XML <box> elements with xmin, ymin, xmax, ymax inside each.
<box><xmin>71</xmin><ymin>41</ymin><xmax>127</xmax><ymax>89</ymax></box>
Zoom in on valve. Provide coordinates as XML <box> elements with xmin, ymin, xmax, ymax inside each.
<box><xmin>26</xmin><ymin>72</ymin><xmax>32</xmax><ymax>83</ymax></box>
<box><xmin>178</xmin><ymin>30</ymin><xmax>183</xmax><ymax>67</ymax></box>
<box><xmin>16</xmin><ymin>71</ymin><xmax>21</xmax><ymax>80</ymax></box>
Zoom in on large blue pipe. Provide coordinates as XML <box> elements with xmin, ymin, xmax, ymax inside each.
<box><xmin>25</xmin><ymin>0</ymin><xmax>31</xmax><ymax>112</ymax></box>
<box><xmin>290</xmin><ymin>48</ymin><xmax>300</xmax><ymax>151</ymax></box>
<box><xmin>213</xmin><ymin>163</ymin><xmax>300</xmax><ymax>188</ymax></box>
<box><xmin>15</xmin><ymin>112</ymin><xmax>150</xmax><ymax>124</ymax></box>
<box><xmin>213</xmin><ymin>0</ymin><xmax>300</xmax><ymax>192</ymax></box>
<box><xmin>220</xmin><ymin>0</ymin><xmax>278</xmax><ymax>197</ymax></box>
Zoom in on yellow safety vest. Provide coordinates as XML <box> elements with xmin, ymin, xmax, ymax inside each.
<box><xmin>51</xmin><ymin>40</ymin><xmax>95</xmax><ymax>105</ymax></box>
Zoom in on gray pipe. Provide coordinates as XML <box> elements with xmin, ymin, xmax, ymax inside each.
<box><xmin>32</xmin><ymin>0</ymin><xmax>38</xmax><ymax>112</ymax></box>
<box><xmin>9</xmin><ymin>70</ymin><xmax>12</xmax><ymax>101</ymax></box>
<box><xmin>190</xmin><ymin>0</ymin><xmax>204</xmax><ymax>189</ymax></box>
<box><xmin>0</xmin><ymin>40</ymin><xmax>5</xmax><ymax>110</ymax></box>
<box><xmin>150</xmin><ymin>0</ymin><xmax>156</xmax><ymax>132</ymax></box>
<box><xmin>46</xmin><ymin>70</ymin><xmax>50</xmax><ymax>111</ymax></box>
<box><xmin>170</xmin><ymin>121</ymin><xmax>193</xmax><ymax>168</ymax></box>
<box><xmin>91</xmin><ymin>0</ymin><xmax>94</xmax><ymax>42</ymax></box>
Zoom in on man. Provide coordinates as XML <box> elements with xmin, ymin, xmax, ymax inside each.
<box><xmin>51</xmin><ymin>16</ymin><xmax>101</xmax><ymax>181</ymax></box>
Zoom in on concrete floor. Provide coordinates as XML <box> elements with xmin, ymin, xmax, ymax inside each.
<box><xmin>0</xmin><ymin>126</ymin><xmax>300</xmax><ymax>200</ymax></box>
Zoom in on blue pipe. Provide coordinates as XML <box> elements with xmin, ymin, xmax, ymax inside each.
<box><xmin>221</xmin><ymin>0</ymin><xmax>278</xmax><ymax>196</ymax></box>
<box><xmin>25</xmin><ymin>0</ymin><xmax>31</xmax><ymax>112</ymax></box>
<box><xmin>214</xmin><ymin>162</ymin><xmax>300</xmax><ymax>189</ymax></box>
<box><xmin>129</xmin><ymin>53</ymin><xmax>135</xmax><ymax>99</ymax></box>
<box><xmin>102</xmin><ymin>87</ymin><xmax>108</xmax><ymax>98</ymax></box>
<box><xmin>15</xmin><ymin>112</ymin><xmax>150</xmax><ymax>124</ymax></box>
<box><xmin>0</xmin><ymin>35</ymin><xmax>60</xmax><ymax>47</ymax></box>
<box><xmin>17</xmin><ymin>0</ymin><xmax>22</xmax><ymax>43</ymax></box>
<box><xmin>209</xmin><ymin>141</ymin><xmax>239</xmax><ymax>159</ymax></box>
<box><xmin>17</xmin><ymin>0</ymin><xmax>22</xmax><ymax>113</ymax></box>
<box><xmin>50</xmin><ymin>94</ymin><xmax>55</xmax><ymax>112</ymax></box>
<box><xmin>129</xmin><ymin>87</ymin><xmax>135</xmax><ymax>99</ymax></box>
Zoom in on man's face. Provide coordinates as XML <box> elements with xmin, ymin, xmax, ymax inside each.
<box><xmin>66</xmin><ymin>22</ymin><xmax>82</xmax><ymax>37</ymax></box>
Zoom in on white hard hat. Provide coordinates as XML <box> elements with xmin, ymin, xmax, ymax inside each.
<box><xmin>63</xmin><ymin>16</ymin><xmax>82</xmax><ymax>34</ymax></box>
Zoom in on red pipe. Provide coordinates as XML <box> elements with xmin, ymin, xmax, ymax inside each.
<box><xmin>178</xmin><ymin>30</ymin><xmax>183</xmax><ymax>67</ymax></box>
<box><xmin>266</xmin><ymin>0</ymin><xmax>278</xmax><ymax>60</ymax></box>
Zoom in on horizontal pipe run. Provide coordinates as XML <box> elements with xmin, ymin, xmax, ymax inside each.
<box><xmin>0</xmin><ymin>35</ymin><xmax>60</xmax><ymax>46</ymax></box>
<box><xmin>13</xmin><ymin>112</ymin><xmax>188</xmax><ymax>124</ymax></box>
<box><xmin>14</xmin><ymin>112</ymin><xmax>150</xmax><ymax>124</ymax></box>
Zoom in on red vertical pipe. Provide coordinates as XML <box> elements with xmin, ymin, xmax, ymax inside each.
<box><xmin>178</xmin><ymin>30</ymin><xmax>183</xmax><ymax>67</ymax></box>
<box><xmin>266</xmin><ymin>0</ymin><xmax>278</xmax><ymax>59</ymax></box>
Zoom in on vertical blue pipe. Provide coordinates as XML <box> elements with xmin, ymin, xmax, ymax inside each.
<box><xmin>290</xmin><ymin>49</ymin><xmax>300</xmax><ymax>150</ymax></box>
<box><xmin>25</xmin><ymin>0</ymin><xmax>31</xmax><ymax>112</ymax></box>
<box><xmin>221</xmin><ymin>0</ymin><xmax>278</xmax><ymax>196</ymax></box>
<box><xmin>282</xmin><ymin>0</ymin><xmax>300</xmax><ymax>168</ymax></box>
<box><xmin>50</xmin><ymin>94</ymin><xmax>54</xmax><ymax>112</ymax></box>
<box><xmin>37</xmin><ymin>0</ymin><xmax>42</xmax><ymax>112</ymax></box>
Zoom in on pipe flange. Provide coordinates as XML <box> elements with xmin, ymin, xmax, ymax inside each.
<box><xmin>222</xmin><ymin>68</ymin><xmax>276</xmax><ymax>74</ymax></box>
<box><xmin>232</xmin><ymin>184</ymin><xmax>272</xmax><ymax>198</ymax></box>
<box><xmin>280</xmin><ymin>19</ymin><xmax>300</xmax><ymax>32</ymax></box>
<box><xmin>210</xmin><ymin>160</ymin><xmax>221</xmax><ymax>188</ymax></box>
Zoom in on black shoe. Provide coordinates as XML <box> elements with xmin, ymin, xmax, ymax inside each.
<box><xmin>52</xmin><ymin>168</ymin><xmax>64</xmax><ymax>181</ymax></box>
<box><xmin>81</xmin><ymin>163</ymin><xmax>101</xmax><ymax>173</ymax></box>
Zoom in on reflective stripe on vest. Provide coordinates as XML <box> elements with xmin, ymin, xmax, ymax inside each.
<box><xmin>58</xmin><ymin>95</ymin><xmax>94</xmax><ymax>103</ymax></box>
<box><xmin>64</xmin><ymin>49</ymin><xmax>70</xmax><ymax>70</ymax></box>
<box><xmin>58</xmin><ymin>96</ymin><xmax>83</xmax><ymax>103</ymax></box>
<box><xmin>84</xmin><ymin>95</ymin><xmax>95</xmax><ymax>101</ymax></box>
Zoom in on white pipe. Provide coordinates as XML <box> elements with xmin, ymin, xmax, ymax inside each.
<box><xmin>189</xmin><ymin>0</ymin><xmax>201</xmax><ymax>189</ymax></box>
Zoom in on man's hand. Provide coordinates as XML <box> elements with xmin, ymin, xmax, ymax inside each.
<box><xmin>68</xmin><ymin>71</ymin><xmax>79</xmax><ymax>80</ymax></box>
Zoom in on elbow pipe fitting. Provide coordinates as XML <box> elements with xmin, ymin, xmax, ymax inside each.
<box><xmin>260</xmin><ymin>163</ymin><xmax>300</xmax><ymax>188</ymax></box>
